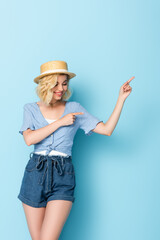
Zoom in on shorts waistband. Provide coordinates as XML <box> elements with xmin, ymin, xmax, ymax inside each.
<box><xmin>30</xmin><ymin>152</ymin><xmax>72</xmax><ymax>162</ymax></box>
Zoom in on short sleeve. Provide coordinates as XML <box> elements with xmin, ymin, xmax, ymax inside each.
<box><xmin>19</xmin><ymin>104</ymin><xmax>35</xmax><ymax>135</ymax></box>
<box><xmin>77</xmin><ymin>102</ymin><xmax>103</xmax><ymax>136</ymax></box>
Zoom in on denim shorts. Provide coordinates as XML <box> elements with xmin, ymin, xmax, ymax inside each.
<box><xmin>17</xmin><ymin>152</ymin><xmax>76</xmax><ymax>208</ymax></box>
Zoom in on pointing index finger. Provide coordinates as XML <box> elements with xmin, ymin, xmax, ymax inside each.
<box><xmin>127</xmin><ymin>76</ymin><xmax>135</xmax><ymax>83</ymax></box>
<box><xmin>73</xmin><ymin>112</ymin><xmax>84</xmax><ymax>115</ymax></box>
<box><xmin>123</xmin><ymin>76</ymin><xmax>135</xmax><ymax>87</ymax></box>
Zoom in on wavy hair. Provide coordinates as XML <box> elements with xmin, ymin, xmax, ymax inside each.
<box><xmin>35</xmin><ymin>74</ymin><xmax>72</xmax><ymax>106</ymax></box>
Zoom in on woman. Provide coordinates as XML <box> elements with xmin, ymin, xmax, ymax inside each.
<box><xmin>17</xmin><ymin>60</ymin><xmax>134</xmax><ymax>240</ymax></box>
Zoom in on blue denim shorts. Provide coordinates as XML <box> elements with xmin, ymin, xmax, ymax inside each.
<box><xmin>17</xmin><ymin>152</ymin><xmax>76</xmax><ymax>208</ymax></box>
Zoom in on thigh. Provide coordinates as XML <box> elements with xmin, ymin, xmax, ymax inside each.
<box><xmin>22</xmin><ymin>202</ymin><xmax>46</xmax><ymax>240</ymax></box>
<box><xmin>40</xmin><ymin>200</ymin><xmax>73</xmax><ymax>240</ymax></box>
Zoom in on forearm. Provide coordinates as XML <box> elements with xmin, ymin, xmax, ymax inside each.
<box><xmin>25</xmin><ymin>119</ymin><xmax>63</xmax><ymax>146</ymax></box>
<box><xmin>104</xmin><ymin>97</ymin><xmax>125</xmax><ymax>135</ymax></box>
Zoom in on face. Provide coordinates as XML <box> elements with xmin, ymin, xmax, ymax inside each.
<box><xmin>51</xmin><ymin>74</ymin><xmax>68</xmax><ymax>100</ymax></box>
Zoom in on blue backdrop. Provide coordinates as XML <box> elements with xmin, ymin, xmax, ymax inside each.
<box><xmin>1</xmin><ymin>0</ymin><xmax>160</xmax><ymax>239</ymax></box>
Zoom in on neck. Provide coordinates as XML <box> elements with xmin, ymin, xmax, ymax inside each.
<box><xmin>49</xmin><ymin>99</ymin><xmax>64</xmax><ymax>107</ymax></box>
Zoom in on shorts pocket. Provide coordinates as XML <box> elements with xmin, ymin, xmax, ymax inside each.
<box><xmin>25</xmin><ymin>157</ymin><xmax>37</xmax><ymax>172</ymax></box>
<box><xmin>64</xmin><ymin>162</ymin><xmax>75</xmax><ymax>175</ymax></box>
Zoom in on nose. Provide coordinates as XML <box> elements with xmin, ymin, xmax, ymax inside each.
<box><xmin>57</xmin><ymin>84</ymin><xmax>65</xmax><ymax>91</ymax></box>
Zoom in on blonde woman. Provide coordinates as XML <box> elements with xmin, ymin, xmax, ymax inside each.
<box><xmin>17</xmin><ymin>60</ymin><xmax>134</xmax><ymax>240</ymax></box>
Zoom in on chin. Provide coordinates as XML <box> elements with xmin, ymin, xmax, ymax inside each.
<box><xmin>55</xmin><ymin>96</ymin><xmax>62</xmax><ymax>99</ymax></box>
<box><xmin>52</xmin><ymin>96</ymin><xmax>62</xmax><ymax>102</ymax></box>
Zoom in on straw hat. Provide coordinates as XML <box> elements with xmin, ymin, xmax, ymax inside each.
<box><xmin>34</xmin><ymin>60</ymin><xmax>76</xmax><ymax>84</ymax></box>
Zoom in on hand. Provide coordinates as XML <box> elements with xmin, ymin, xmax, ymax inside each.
<box><xmin>60</xmin><ymin>112</ymin><xmax>84</xmax><ymax>126</ymax></box>
<box><xmin>119</xmin><ymin>76</ymin><xmax>135</xmax><ymax>102</ymax></box>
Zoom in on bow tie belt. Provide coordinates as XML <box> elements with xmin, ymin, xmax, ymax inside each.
<box><xmin>32</xmin><ymin>154</ymin><xmax>72</xmax><ymax>193</ymax></box>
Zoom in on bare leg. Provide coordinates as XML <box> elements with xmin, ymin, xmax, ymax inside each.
<box><xmin>22</xmin><ymin>202</ymin><xmax>46</xmax><ymax>240</ymax></box>
<box><xmin>40</xmin><ymin>200</ymin><xmax>73</xmax><ymax>240</ymax></box>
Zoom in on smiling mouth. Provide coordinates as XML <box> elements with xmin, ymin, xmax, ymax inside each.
<box><xmin>54</xmin><ymin>92</ymin><xmax>63</xmax><ymax>96</ymax></box>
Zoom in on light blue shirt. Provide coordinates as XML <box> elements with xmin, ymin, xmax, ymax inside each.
<box><xmin>19</xmin><ymin>101</ymin><xmax>103</xmax><ymax>156</ymax></box>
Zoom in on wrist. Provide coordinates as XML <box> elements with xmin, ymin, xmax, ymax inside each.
<box><xmin>57</xmin><ymin>118</ymin><xmax>64</xmax><ymax>127</ymax></box>
<box><xmin>118</xmin><ymin>96</ymin><xmax>125</xmax><ymax>104</ymax></box>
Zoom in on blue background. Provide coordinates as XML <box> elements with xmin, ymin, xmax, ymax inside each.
<box><xmin>1</xmin><ymin>0</ymin><xmax>160</xmax><ymax>239</ymax></box>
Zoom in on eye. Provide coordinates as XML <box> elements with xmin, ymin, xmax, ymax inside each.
<box><xmin>54</xmin><ymin>81</ymin><xmax>68</xmax><ymax>87</ymax></box>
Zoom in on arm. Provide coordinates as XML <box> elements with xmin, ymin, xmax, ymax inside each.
<box><xmin>23</xmin><ymin>119</ymin><xmax>63</xmax><ymax>146</ymax></box>
<box><xmin>93</xmin><ymin>96</ymin><xmax>125</xmax><ymax>136</ymax></box>
<box><xmin>93</xmin><ymin>76</ymin><xmax>135</xmax><ymax>136</ymax></box>
<box><xmin>23</xmin><ymin>112</ymin><xmax>83</xmax><ymax>146</ymax></box>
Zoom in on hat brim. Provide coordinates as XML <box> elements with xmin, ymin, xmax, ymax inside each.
<box><xmin>34</xmin><ymin>71</ymin><xmax>76</xmax><ymax>84</ymax></box>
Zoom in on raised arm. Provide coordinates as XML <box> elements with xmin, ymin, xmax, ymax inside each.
<box><xmin>93</xmin><ymin>76</ymin><xmax>135</xmax><ymax>136</ymax></box>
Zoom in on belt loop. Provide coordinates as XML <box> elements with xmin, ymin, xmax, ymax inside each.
<box><xmin>29</xmin><ymin>151</ymin><xmax>34</xmax><ymax>159</ymax></box>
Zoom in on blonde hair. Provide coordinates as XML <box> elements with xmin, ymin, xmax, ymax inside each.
<box><xmin>35</xmin><ymin>74</ymin><xmax>72</xmax><ymax>106</ymax></box>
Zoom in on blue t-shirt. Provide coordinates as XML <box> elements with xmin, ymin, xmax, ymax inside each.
<box><xmin>19</xmin><ymin>101</ymin><xmax>103</xmax><ymax>156</ymax></box>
